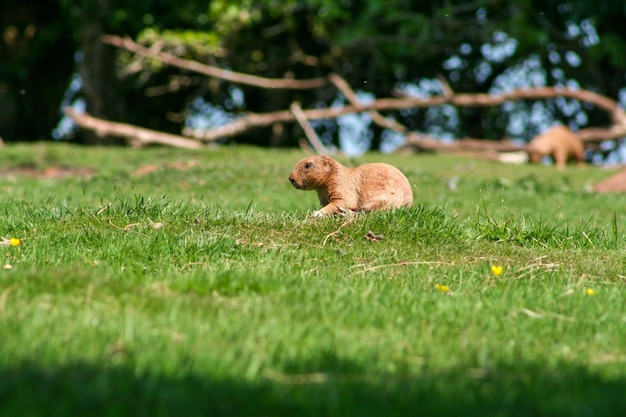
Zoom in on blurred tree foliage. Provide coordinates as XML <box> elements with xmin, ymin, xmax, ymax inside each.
<box><xmin>0</xmin><ymin>1</ymin><xmax>74</xmax><ymax>140</ymax></box>
<box><xmin>0</xmin><ymin>0</ymin><xmax>207</xmax><ymax>142</ymax></box>
<box><xmin>1</xmin><ymin>0</ymin><xmax>625</xmax><ymax>148</ymax></box>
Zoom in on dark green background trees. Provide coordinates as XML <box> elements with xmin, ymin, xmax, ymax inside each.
<box><xmin>1</xmin><ymin>0</ymin><xmax>625</xmax><ymax>149</ymax></box>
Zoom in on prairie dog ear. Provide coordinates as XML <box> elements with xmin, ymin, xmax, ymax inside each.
<box><xmin>319</xmin><ymin>155</ymin><xmax>333</xmax><ymax>165</ymax></box>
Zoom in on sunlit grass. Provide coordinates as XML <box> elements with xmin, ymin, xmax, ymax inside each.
<box><xmin>1</xmin><ymin>143</ymin><xmax>625</xmax><ymax>416</ymax></box>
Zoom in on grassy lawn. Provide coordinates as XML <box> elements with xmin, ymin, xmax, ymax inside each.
<box><xmin>1</xmin><ymin>142</ymin><xmax>625</xmax><ymax>416</ymax></box>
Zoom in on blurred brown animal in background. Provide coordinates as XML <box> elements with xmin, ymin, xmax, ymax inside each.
<box><xmin>527</xmin><ymin>125</ymin><xmax>585</xmax><ymax>169</ymax></box>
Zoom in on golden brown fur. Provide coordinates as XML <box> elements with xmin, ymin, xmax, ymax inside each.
<box><xmin>288</xmin><ymin>155</ymin><xmax>413</xmax><ymax>216</ymax></box>
<box><xmin>527</xmin><ymin>125</ymin><xmax>585</xmax><ymax>169</ymax></box>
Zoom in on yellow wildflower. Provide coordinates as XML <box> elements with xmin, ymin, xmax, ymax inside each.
<box><xmin>490</xmin><ymin>265</ymin><xmax>504</xmax><ymax>276</ymax></box>
<box><xmin>435</xmin><ymin>284</ymin><xmax>449</xmax><ymax>293</ymax></box>
<box><xmin>10</xmin><ymin>238</ymin><xmax>21</xmax><ymax>247</ymax></box>
<box><xmin>585</xmin><ymin>288</ymin><xmax>596</xmax><ymax>296</ymax></box>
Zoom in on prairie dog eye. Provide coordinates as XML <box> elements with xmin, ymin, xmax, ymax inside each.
<box><xmin>305</xmin><ymin>162</ymin><xmax>313</xmax><ymax>168</ymax></box>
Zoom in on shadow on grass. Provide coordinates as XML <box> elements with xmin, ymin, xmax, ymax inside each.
<box><xmin>1</xmin><ymin>358</ymin><xmax>624</xmax><ymax>417</ymax></box>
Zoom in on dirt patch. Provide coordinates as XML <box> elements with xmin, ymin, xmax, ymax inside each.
<box><xmin>0</xmin><ymin>166</ymin><xmax>95</xmax><ymax>179</ymax></box>
<box><xmin>594</xmin><ymin>168</ymin><xmax>626</xmax><ymax>193</ymax></box>
<box><xmin>132</xmin><ymin>160</ymin><xmax>198</xmax><ymax>177</ymax></box>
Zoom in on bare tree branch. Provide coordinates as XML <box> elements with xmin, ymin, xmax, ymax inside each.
<box><xmin>184</xmin><ymin>86</ymin><xmax>626</xmax><ymax>143</ymax></box>
<box><xmin>436</xmin><ymin>74</ymin><xmax>454</xmax><ymax>99</ymax></box>
<box><xmin>101</xmin><ymin>34</ymin><xmax>626</xmax><ymax>148</ymax></box>
<box><xmin>577</xmin><ymin>125</ymin><xmax>626</xmax><ymax>142</ymax></box>
<box><xmin>64</xmin><ymin>108</ymin><xmax>204</xmax><ymax>149</ymax></box>
<box><xmin>290</xmin><ymin>102</ymin><xmax>328</xmax><ymax>154</ymax></box>
<box><xmin>182</xmin><ymin>104</ymin><xmax>374</xmax><ymax>142</ymax></box>
<box><xmin>328</xmin><ymin>73</ymin><xmax>409</xmax><ymax>133</ymax></box>
<box><xmin>395</xmin><ymin>86</ymin><xmax>626</xmax><ymax>127</ymax></box>
<box><xmin>401</xmin><ymin>134</ymin><xmax>527</xmax><ymax>154</ymax></box>
<box><xmin>102</xmin><ymin>34</ymin><xmax>329</xmax><ymax>90</ymax></box>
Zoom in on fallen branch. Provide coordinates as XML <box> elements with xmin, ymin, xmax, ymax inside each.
<box><xmin>400</xmin><ymin>134</ymin><xmax>529</xmax><ymax>161</ymax></box>
<box><xmin>64</xmin><ymin>108</ymin><xmax>204</xmax><ymax>149</ymax></box>
<box><xmin>102</xmin><ymin>34</ymin><xmax>329</xmax><ymax>90</ymax></box>
<box><xmin>184</xmin><ymin>86</ymin><xmax>626</xmax><ymax>143</ymax></box>
<box><xmin>328</xmin><ymin>73</ymin><xmax>409</xmax><ymax>133</ymax></box>
<box><xmin>395</xmin><ymin>86</ymin><xmax>626</xmax><ymax>140</ymax></box>
<box><xmin>290</xmin><ymin>102</ymin><xmax>327</xmax><ymax>154</ymax></box>
<box><xmin>102</xmin><ymin>34</ymin><xmax>626</xmax><ymax>148</ymax></box>
<box><xmin>577</xmin><ymin>125</ymin><xmax>626</xmax><ymax>142</ymax></box>
<box><xmin>395</xmin><ymin>86</ymin><xmax>626</xmax><ymax>125</ymax></box>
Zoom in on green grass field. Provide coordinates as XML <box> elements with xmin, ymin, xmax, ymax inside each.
<box><xmin>1</xmin><ymin>142</ymin><xmax>625</xmax><ymax>416</ymax></box>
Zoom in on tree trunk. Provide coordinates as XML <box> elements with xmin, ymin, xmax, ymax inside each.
<box><xmin>78</xmin><ymin>0</ymin><xmax>125</xmax><ymax>144</ymax></box>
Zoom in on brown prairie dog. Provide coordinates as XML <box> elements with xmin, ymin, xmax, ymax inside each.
<box><xmin>527</xmin><ymin>125</ymin><xmax>585</xmax><ymax>169</ymax></box>
<box><xmin>288</xmin><ymin>155</ymin><xmax>413</xmax><ymax>217</ymax></box>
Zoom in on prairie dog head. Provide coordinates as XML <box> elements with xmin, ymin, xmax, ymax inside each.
<box><xmin>288</xmin><ymin>155</ymin><xmax>336</xmax><ymax>190</ymax></box>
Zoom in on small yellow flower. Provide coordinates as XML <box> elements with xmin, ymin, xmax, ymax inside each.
<box><xmin>490</xmin><ymin>265</ymin><xmax>504</xmax><ymax>276</ymax></box>
<box><xmin>9</xmin><ymin>238</ymin><xmax>21</xmax><ymax>247</ymax></box>
<box><xmin>435</xmin><ymin>284</ymin><xmax>449</xmax><ymax>293</ymax></box>
<box><xmin>585</xmin><ymin>288</ymin><xmax>596</xmax><ymax>296</ymax></box>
